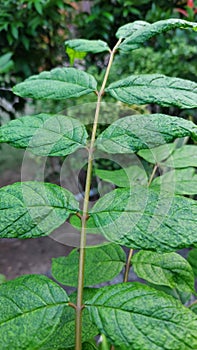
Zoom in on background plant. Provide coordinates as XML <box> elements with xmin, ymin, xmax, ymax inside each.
<box><xmin>0</xmin><ymin>17</ymin><xmax>197</xmax><ymax>350</ymax></box>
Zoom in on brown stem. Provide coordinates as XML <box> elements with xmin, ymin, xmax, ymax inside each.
<box><xmin>188</xmin><ymin>299</ymin><xmax>197</xmax><ymax>308</ymax></box>
<box><xmin>123</xmin><ymin>249</ymin><xmax>134</xmax><ymax>283</ymax></box>
<box><xmin>147</xmin><ymin>164</ymin><xmax>158</xmax><ymax>186</ymax></box>
<box><xmin>75</xmin><ymin>38</ymin><xmax>122</xmax><ymax>350</ymax></box>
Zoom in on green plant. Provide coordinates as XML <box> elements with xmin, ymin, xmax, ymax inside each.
<box><xmin>0</xmin><ymin>0</ymin><xmax>73</xmax><ymax>79</ymax></box>
<box><xmin>0</xmin><ymin>18</ymin><xmax>197</xmax><ymax>350</ymax></box>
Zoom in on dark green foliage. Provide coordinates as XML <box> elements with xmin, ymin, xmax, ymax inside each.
<box><xmin>0</xmin><ymin>15</ymin><xmax>197</xmax><ymax>350</ymax></box>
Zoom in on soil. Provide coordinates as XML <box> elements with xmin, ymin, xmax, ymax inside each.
<box><xmin>0</xmin><ymin>145</ymin><xmax>72</xmax><ymax>281</ymax></box>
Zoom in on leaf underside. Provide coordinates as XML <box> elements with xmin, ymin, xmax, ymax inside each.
<box><xmin>119</xmin><ymin>18</ymin><xmax>197</xmax><ymax>51</ymax></box>
<box><xmin>65</xmin><ymin>39</ymin><xmax>110</xmax><ymax>53</ymax></box>
<box><xmin>151</xmin><ymin>168</ymin><xmax>197</xmax><ymax>195</ymax></box>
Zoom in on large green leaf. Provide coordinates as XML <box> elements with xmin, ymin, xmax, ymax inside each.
<box><xmin>13</xmin><ymin>67</ymin><xmax>97</xmax><ymax>100</ymax></box>
<box><xmin>0</xmin><ymin>181</ymin><xmax>79</xmax><ymax>238</ymax></box>
<box><xmin>95</xmin><ymin>165</ymin><xmax>148</xmax><ymax>187</ymax></box>
<box><xmin>52</xmin><ymin>243</ymin><xmax>126</xmax><ymax>287</ymax></box>
<box><xmin>0</xmin><ymin>114</ymin><xmax>88</xmax><ymax>156</ymax></box>
<box><xmin>164</xmin><ymin>145</ymin><xmax>197</xmax><ymax>168</ymax></box>
<box><xmin>41</xmin><ymin>288</ymin><xmax>98</xmax><ymax>349</ymax></box>
<box><xmin>86</xmin><ymin>282</ymin><xmax>197</xmax><ymax>349</ymax></box>
<box><xmin>151</xmin><ymin>168</ymin><xmax>197</xmax><ymax>195</ymax></box>
<box><xmin>0</xmin><ymin>274</ymin><xmax>69</xmax><ymax>350</ymax></box>
<box><xmin>89</xmin><ymin>186</ymin><xmax>197</xmax><ymax>252</ymax></box>
<box><xmin>96</xmin><ymin>114</ymin><xmax>197</xmax><ymax>154</ymax></box>
<box><xmin>65</xmin><ymin>39</ymin><xmax>110</xmax><ymax>53</ymax></box>
<box><xmin>132</xmin><ymin>250</ymin><xmax>195</xmax><ymax>293</ymax></box>
<box><xmin>116</xmin><ymin>20</ymin><xmax>150</xmax><ymax>39</ymax></box>
<box><xmin>106</xmin><ymin>74</ymin><xmax>197</xmax><ymax>108</ymax></box>
<box><xmin>188</xmin><ymin>249</ymin><xmax>197</xmax><ymax>277</ymax></box>
<box><xmin>119</xmin><ymin>18</ymin><xmax>197</xmax><ymax>51</ymax></box>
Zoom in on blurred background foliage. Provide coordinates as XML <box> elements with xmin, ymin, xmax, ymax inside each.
<box><xmin>0</xmin><ymin>0</ymin><xmax>197</xmax><ymax>120</ymax></box>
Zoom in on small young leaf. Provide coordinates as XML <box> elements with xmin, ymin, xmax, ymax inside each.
<box><xmin>89</xmin><ymin>186</ymin><xmax>197</xmax><ymax>252</ymax></box>
<box><xmin>0</xmin><ymin>275</ymin><xmax>69</xmax><ymax>350</ymax></box>
<box><xmin>106</xmin><ymin>74</ymin><xmax>197</xmax><ymax>109</ymax></box>
<box><xmin>164</xmin><ymin>145</ymin><xmax>197</xmax><ymax>168</ymax></box>
<box><xmin>0</xmin><ymin>114</ymin><xmax>88</xmax><ymax>156</ymax></box>
<box><xmin>119</xmin><ymin>18</ymin><xmax>197</xmax><ymax>51</ymax></box>
<box><xmin>132</xmin><ymin>250</ymin><xmax>195</xmax><ymax>293</ymax></box>
<box><xmin>0</xmin><ymin>274</ymin><xmax>6</xmax><ymax>284</ymax></box>
<box><xmin>66</xmin><ymin>46</ymin><xmax>87</xmax><ymax>65</ymax></box>
<box><xmin>95</xmin><ymin>165</ymin><xmax>148</xmax><ymax>187</ymax></box>
<box><xmin>138</xmin><ymin>143</ymin><xmax>176</xmax><ymax>164</ymax></box>
<box><xmin>52</xmin><ymin>243</ymin><xmax>126</xmax><ymax>287</ymax></box>
<box><xmin>86</xmin><ymin>282</ymin><xmax>197</xmax><ymax>349</ymax></box>
<box><xmin>151</xmin><ymin>168</ymin><xmax>197</xmax><ymax>195</ymax></box>
<box><xmin>188</xmin><ymin>249</ymin><xmax>197</xmax><ymax>277</ymax></box>
<box><xmin>0</xmin><ymin>181</ymin><xmax>79</xmax><ymax>238</ymax></box>
<box><xmin>13</xmin><ymin>67</ymin><xmax>97</xmax><ymax>100</ymax></box>
<box><xmin>42</xmin><ymin>288</ymin><xmax>98</xmax><ymax>349</ymax></box>
<box><xmin>96</xmin><ymin>114</ymin><xmax>197</xmax><ymax>154</ymax></box>
<box><xmin>116</xmin><ymin>20</ymin><xmax>150</xmax><ymax>39</ymax></box>
<box><xmin>65</xmin><ymin>39</ymin><xmax>110</xmax><ymax>54</ymax></box>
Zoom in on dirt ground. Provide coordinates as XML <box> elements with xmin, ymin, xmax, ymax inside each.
<box><xmin>0</xmin><ymin>145</ymin><xmax>73</xmax><ymax>281</ymax></box>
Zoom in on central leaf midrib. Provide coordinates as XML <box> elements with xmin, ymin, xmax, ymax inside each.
<box><xmin>0</xmin><ymin>301</ymin><xmax>68</xmax><ymax>327</ymax></box>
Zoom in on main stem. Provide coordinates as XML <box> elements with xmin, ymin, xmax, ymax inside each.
<box><xmin>75</xmin><ymin>39</ymin><xmax>122</xmax><ymax>350</ymax></box>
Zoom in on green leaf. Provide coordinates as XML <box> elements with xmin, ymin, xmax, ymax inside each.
<box><xmin>151</xmin><ymin>168</ymin><xmax>197</xmax><ymax>195</ymax></box>
<box><xmin>41</xmin><ymin>288</ymin><xmax>98</xmax><ymax>349</ymax></box>
<box><xmin>86</xmin><ymin>282</ymin><xmax>197</xmax><ymax>349</ymax></box>
<box><xmin>132</xmin><ymin>250</ymin><xmax>195</xmax><ymax>293</ymax></box>
<box><xmin>0</xmin><ymin>181</ymin><xmax>79</xmax><ymax>238</ymax></box>
<box><xmin>106</xmin><ymin>74</ymin><xmax>197</xmax><ymax>108</ymax></box>
<box><xmin>52</xmin><ymin>243</ymin><xmax>126</xmax><ymax>287</ymax></box>
<box><xmin>0</xmin><ymin>275</ymin><xmax>6</xmax><ymax>284</ymax></box>
<box><xmin>190</xmin><ymin>303</ymin><xmax>197</xmax><ymax>315</ymax></box>
<box><xmin>34</xmin><ymin>1</ymin><xmax>43</xmax><ymax>15</ymax></box>
<box><xmin>164</xmin><ymin>145</ymin><xmax>197</xmax><ymax>168</ymax></box>
<box><xmin>13</xmin><ymin>68</ymin><xmax>97</xmax><ymax>100</ymax></box>
<box><xmin>188</xmin><ymin>249</ymin><xmax>197</xmax><ymax>277</ymax></box>
<box><xmin>0</xmin><ymin>52</ymin><xmax>14</xmax><ymax>74</ymax></box>
<box><xmin>89</xmin><ymin>186</ymin><xmax>197</xmax><ymax>252</ymax></box>
<box><xmin>116</xmin><ymin>20</ymin><xmax>150</xmax><ymax>39</ymax></box>
<box><xmin>65</xmin><ymin>39</ymin><xmax>110</xmax><ymax>54</ymax></box>
<box><xmin>66</xmin><ymin>342</ymin><xmax>98</xmax><ymax>350</ymax></box>
<box><xmin>146</xmin><ymin>282</ymin><xmax>192</xmax><ymax>305</ymax></box>
<box><xmin>81</xmin><ymin>341</ymin><xmax>99</xmax><ymax>350</ymax></box>
<box><xmin>96</xmin><ymin>114</ymin><xmax>197</xmax><ymax>154</ymax></box>
<box><xmin>119</xmin><ymin>18</ymin><xmax>197</xmax><ymax>51</ymax></box>
<box><xmin>95</xmin><ymin>165</ymin><xmax>148</xmax><ymax>187</ymax></box>
<box><xmin>138</xmin><ymin>143</ymin><xmax>176</xmax><ymax>164</ymax></box>
<box><xmin>0</xmin><ymin>274</ymin><xmax>69</xmax><ymax>350</ymax></box>
<box><xmin>66</xmin><ymin>47</ymin><xmax>87</xmax><ymax>66</ymax></box>
<box><xmin>0</xmin><ymin>114</ymin><xmax>88</xmax><ymax>156</ymax></box>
